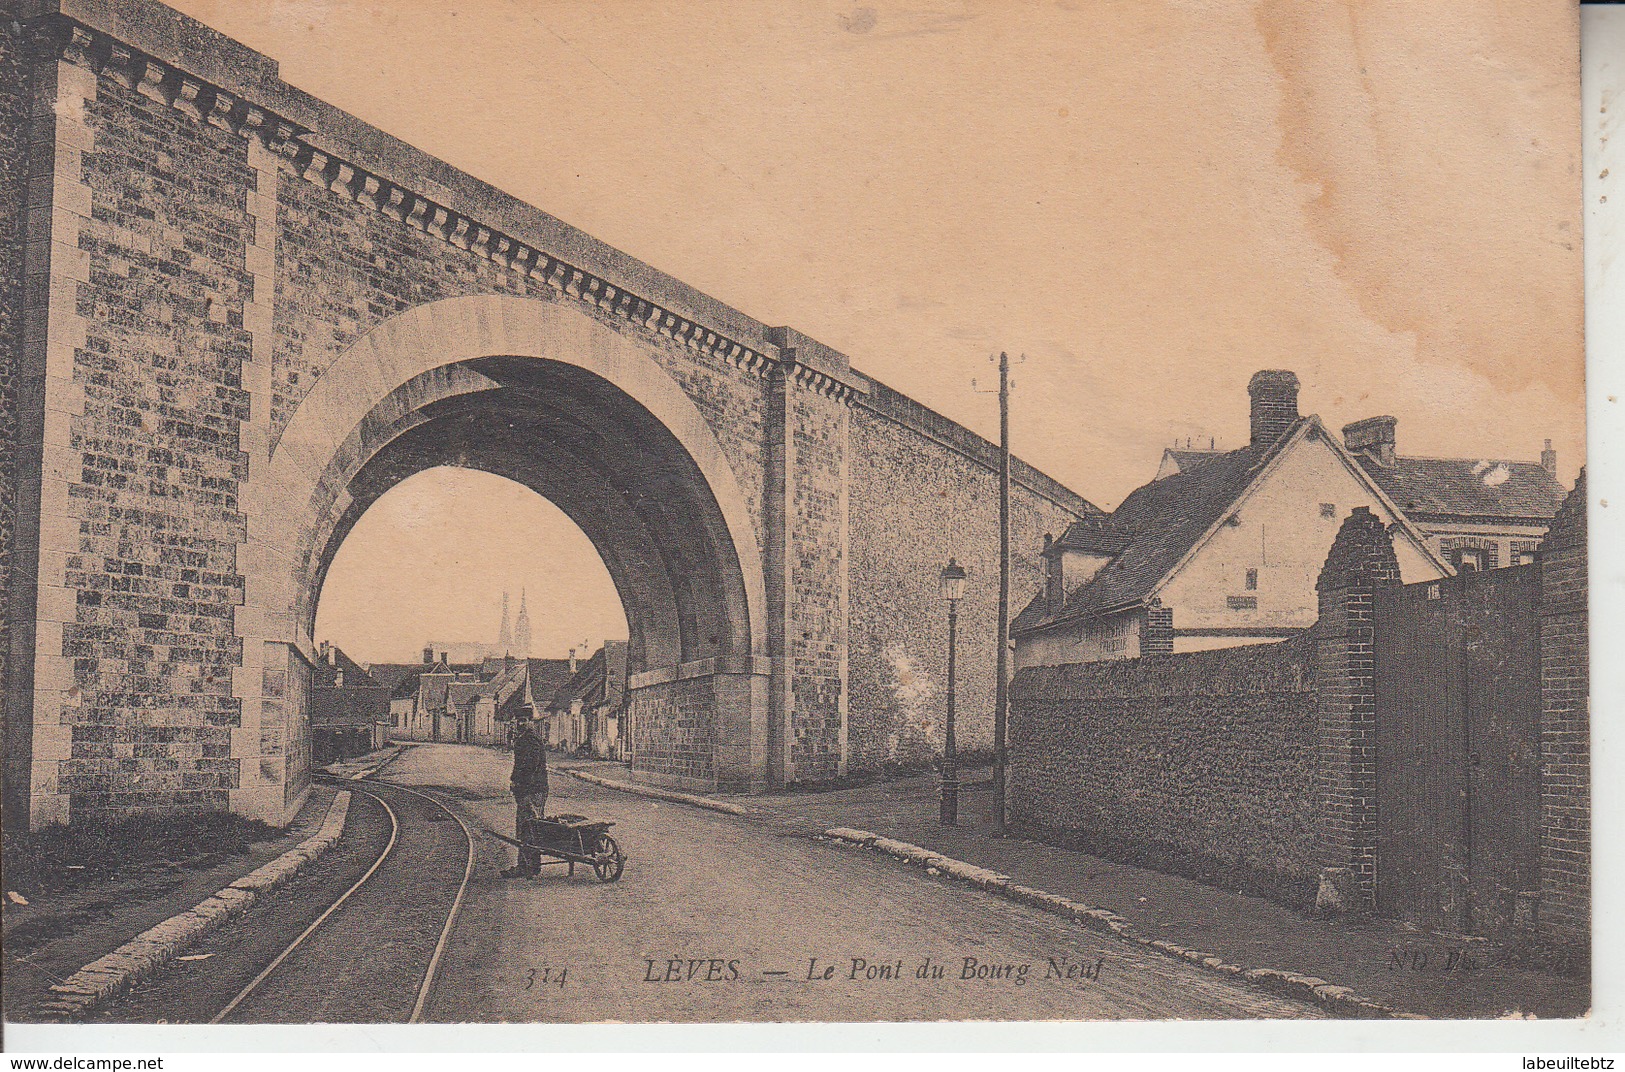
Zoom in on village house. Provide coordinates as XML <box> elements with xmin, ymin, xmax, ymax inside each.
<box><xmin>523</xmin><ymin>657</ymin><xmax>577</xmax><ymax>743</ymax></box>
<box><xmin>309</xmin><ymin>643</ymin><xmax>390</xmax><ymax>762</ymax></box>
<box><xmin>1013</xmin><ymin>370</ymin><xmax>1471</xmax><ymax>666</ymax></box>
<box><xmin>379</xmin><ymin>646</ymin><xmax>579</xmax><ymax>747</ymax></box>
<box><xmin>1338</xmin><ymin>418</ymin><xmax>1567</xmax><ymax>572</ymax></box>
<box><xmin>384</xmin><ymin>648</ymin><xmax>473</xmax><ymax>743</ymax></box>
<box><xmin>544</xmin><ymin>643</ymin><xmax>629</xmax><ymax>758</ymax></box>
<box><xmin>386</xmin><ymin>667</ymin><xmax>425</xmax><ymax>738</ymax></box>
<box><xmin>442</xmin><ymin>656</ymin><xmax>530</xmax><ymax>746</ymax></box>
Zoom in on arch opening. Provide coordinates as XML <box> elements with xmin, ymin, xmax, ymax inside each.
<box><xmin>299</xmin><ymin>356</ymin><xmax>752</xmax><ymax>675</ymax></box>
<box><xmin>312</xmin><ymin>466</ymin><xmax>629</xmax><ymax>666</ymax></box>
<box><xmin>246</xmin><ymin>297</ymin><xmax>772</xmax><ymax>810</ymax></box>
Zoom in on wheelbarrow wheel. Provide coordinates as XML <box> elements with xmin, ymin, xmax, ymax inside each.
<box><xmin>592</xmin><ymin>834</ymin><xmax>624</xmax><ymax>882</ymax></box>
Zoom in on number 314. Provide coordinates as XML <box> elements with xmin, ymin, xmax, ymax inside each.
<box><xmin>525</xmin><ymin>967</ymin><xmax>568</xmax><ymax>990</ymax></box>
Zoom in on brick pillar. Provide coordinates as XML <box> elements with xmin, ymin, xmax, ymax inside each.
<box><xmin>1536</xmin><ymin>470</ymin><xmax>1588</xmax><ymax>950</ymax></box>
<box><xmin>1141</xmin><ymin>600</ymin><xmax>1173</xmax><ymax>655</ymax></box>
<box><xmin>1313</xmin><ymin>507</ymin><xmax>1400</xmax><ymax>911</ymax></box>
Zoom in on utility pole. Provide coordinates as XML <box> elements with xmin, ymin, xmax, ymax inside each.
<box><xmin>993</xmin><ymin>351</ymin><xmax>1012</xmax><ymax>837</ymax></box>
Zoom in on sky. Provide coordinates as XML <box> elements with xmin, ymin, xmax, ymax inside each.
<box><xmin>168</xmin><ymin>0</ymin><xmax>1585</xmax><ymax>662</ymax></box>
<box><xmin>314</xmin><ymin>468</ymin><xmax>626</xmax><ymax>665</ymax></box>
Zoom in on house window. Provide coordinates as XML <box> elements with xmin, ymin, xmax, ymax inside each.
<box><xmin>1245</xmin><ymin>569</ymin><xmax>1258</xmax><ymax>591</ymax></box>
<box><xmin>1319</xmin><ymin>503</ymin><xmax>1336</xmax><ymax>519</ymax></box>
<box><xmin>1227</xmin><ymin>595</ymin><xmax>1258</xmax><ymax>610</ymax></box>
<box><xmin>1453</xmin><ymin>548</ymin><xmax>1488</xmax><ymax>572</ymax></box>
<box><xmin>1513</xmin><ymin>549</ymin><xmax>1537</xmax><ymax>566</ymax></box>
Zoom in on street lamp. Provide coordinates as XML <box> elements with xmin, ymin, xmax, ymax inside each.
<box><xmin>939</xmin><ymin>557</ymin><xmax>968</xmax><ymax>826</ymax></box>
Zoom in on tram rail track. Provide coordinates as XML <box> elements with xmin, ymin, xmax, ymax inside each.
<box><xmin>48</xmin><ymin>773</ymin><xmax>479</xmax><ymax>1026</ymax></box>
<box><xmin>203</xmin><ymin>775</ymin><xmax>475</xmax><ymax>1025</ymax></box>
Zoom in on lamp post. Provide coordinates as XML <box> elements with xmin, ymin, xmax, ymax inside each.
<box><xmin>939</xmin><ymin>557</ymin><xmax>967</xmax><ymax>826</ymax></box>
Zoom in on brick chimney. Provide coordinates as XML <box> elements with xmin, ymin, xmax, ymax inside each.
<box><xmin>1343</xmin><ymin>416</ymin><xmax>1397</xmax><ymax>468</ymax></box>
<box><xmin>1042</xmin><ymin>534</ymin><xmax>1065</xmax><ymax>615</ymax></box>
<box><xmin>422</xmin><ymin>644</ymin><xmax>434</xmax><ymax>665</ymax></box>
<box><xmin>1542</xmin><ymin>438</ymin><xmax>1557</xmax><ymax>476</ymax></box>
<box><xmin>1248</xmin><ymin>370</ymin><xmax>1300</xmax><ymax>446</ymax></box>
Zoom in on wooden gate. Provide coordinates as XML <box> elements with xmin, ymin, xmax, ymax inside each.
<box><xmin>1373</xmin><ymin>565</ymin><xmax>1542</xmax><ymax>936</ymax></box>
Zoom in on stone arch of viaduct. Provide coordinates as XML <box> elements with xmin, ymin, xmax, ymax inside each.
<box><xmin>2</xmin><ymin>0</ymin><xmax>1097</xmax><ymax>828</ymax></box>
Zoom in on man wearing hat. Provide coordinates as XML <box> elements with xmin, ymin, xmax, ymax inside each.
<box><xmin>501</xmin><ymin>711</ymin><xmax>549</xmax><ymax>878</ymax></box>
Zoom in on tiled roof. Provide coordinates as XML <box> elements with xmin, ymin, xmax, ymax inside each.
<box><xmin>526</xmin><ymin>659</ymin><xmax>575</xmax><ymax>701</ymax></box>
<box><xmin>1014</xmin><ymin>421</ymin><xmax>1306</xmax><ymax>635</ymax></box>
<box><xmin>1051</xmin><ymin>515</ymin><xmax>1131</xmax><ymax>555</ymax></box>
<box><xmin>488</xmin><ymin>662</ymin><xmax>528</xmax><ymax>708</ymax></box>
<box><xmin>548</xmin><ymin>651</ymin><xmax>605</xmax><ymax>713</ymax></box>
<box><xmin>366</xmin><ymin>663</ymin><xmax>429</xmax><ymax>694</ymax></box>
<box><xmin>313</xmin><ymin>646</ymin><xmax>380</xmax><ymax>690</ymax></box>
<box><xmin>1354</xmin><ymin>455</ymin><xmax>1566</xmax><ymax>520</ymax></box>
<box><xmin>1163</xmin><ymin>449</ymin><xmax>1223</xmax><ymax>475</ymax></box>
<box><xmin>446</xmin><ymin>680</ymin><xmax>487</xmax><ymax>709</ymax></box>
<box><xmin>386</xmin><ymin>668</ymin><xmax>425</xmax><ymax>700</ymax></box>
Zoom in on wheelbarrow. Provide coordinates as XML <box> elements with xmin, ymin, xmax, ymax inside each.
<box><xmin>489</xmin><ymin>813</ymin><xmax>626</xmax><ymax>882</ymax></box>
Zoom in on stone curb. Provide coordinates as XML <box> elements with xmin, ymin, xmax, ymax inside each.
<box><xmin>32</xmin><ymin>791</ymin><xmax>355</xmax><ymax>1021</ymax></box>
<box><xmin>321</xmin><ymin>744</ymin><xmax>405</xmax><ymax>782</ymax></box>
<box><xmin>562</xmin><ymin>767</ymin><xmax>749</xmax><ymax>816</ymax></box>
<box><xmin>820</xmin><ymin>827</ymin><xmax>1419</xmax><ymax>1021</ymax></box>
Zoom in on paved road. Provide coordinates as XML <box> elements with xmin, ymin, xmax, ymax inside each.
<box><xmin>393</xmin><ymin>744</ymin><xmax>1320</xmax><ymax>1023</ymax></box>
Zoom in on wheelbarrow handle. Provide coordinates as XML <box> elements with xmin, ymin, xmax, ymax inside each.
<box><xmin>486</xmin><ymin>829</ymin><xmax>552</xmax><ymax>853</ymax></box>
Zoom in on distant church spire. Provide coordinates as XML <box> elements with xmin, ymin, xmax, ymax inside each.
<box><xmin>514</xmin><ymin>587</ymin><xmax>532</xmax><ymax>658</ymax></box>
<box><xmin>497</xmin><ymin>590</ymin><xmax>513</xmax><ymax>652</ymax></box>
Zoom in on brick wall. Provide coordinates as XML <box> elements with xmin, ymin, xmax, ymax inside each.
<box><xmin>1537</xmin><ymin>470</ymin><xmax>1587</xmax><ymax>949</ymax></box>
<box><xmin>848</xmin><ymin>382</ymin><xmax>1091</xmax><ymax>772</ymax></box>
<box><xmin>1009</xmin><ymin>634</ymin><xmax>1320</xmax><ymax>903</ymax></box>
<box><xmin>628</xmin><ymin>675</ymin><xmax>716</xmax><ymax>785</ymax></box>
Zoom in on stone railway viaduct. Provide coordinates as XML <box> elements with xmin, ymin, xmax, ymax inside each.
<box><xmin>1</xmin><ymin>0</ymin><xmax>1097</xmax><ymax>828</ymax></box>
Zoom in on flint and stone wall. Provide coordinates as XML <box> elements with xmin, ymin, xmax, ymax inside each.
<box><xmin>1009</xmin><ymin>634</ymin><xmax>1321</xmax><ymax>902</ymax></box>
